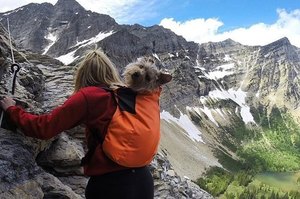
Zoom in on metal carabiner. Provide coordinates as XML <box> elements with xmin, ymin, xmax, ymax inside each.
<box><xmin>10</xmin><ymin>63</ymin><xmax>20</xmax><ymax>95</ymax></box>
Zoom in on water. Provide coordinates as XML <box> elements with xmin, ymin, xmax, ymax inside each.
<box><xmin>255</xmin><ymin>171</ymin><xmax>300</xmax><ymax>192</ymax></box>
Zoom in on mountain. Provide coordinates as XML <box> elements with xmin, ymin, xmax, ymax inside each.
<box><xmin>1</xmin><ymin>0</ymin><xmax>300</xmax><ymax>198</ymax></box>
<box><xmin>0</xmin><ymin>0</ymin><xmax>119</xmax><ymax>57</ymax></box>
<box><xmin>0</xmin><ymin>0</ymin><xmax>194</xmax><ymax>67</ymax></box>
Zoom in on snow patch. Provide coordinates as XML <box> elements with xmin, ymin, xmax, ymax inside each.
<box><xmin>161</xmin><ymin>110</ymin><xmax>204</xmax><ymax>143</ymax></box>
<box><xmin>56</xmin><ymin>50</ymin><xmax>79</xmax><ymax>65</ymax></box>
<box><xmin>256</xmin><ymin>91</ymin><xmax>260</xmax><ymax>98</ymax></box>
<box><xmin>153</xmin><ymin>53</ymin><xmax>160</xmax><ymax>61</ymax></box>
<box><xmin>193</xmin><ymin>106</ymin><xmax>227</xmax><ymax>126</ymax></box>
<box><xmin>194</xmin><ymin>65</ymin><xmax>205</xmax><ymax>71</ymax></box>
<box><xmin>224</xmin><ymin>54</ymin><xmax>232</xmax><ymax>61</ymax></box>
<box><xmin>206</xmin><ymin>63</ymin><xmax>235</xmax><ymax>79</ymax></box>
<box><xmin>215</xmin><ymin>108</ymin><xmax>226</xmax><ymax>120</ymax></box>
<box><xmin>168</xmin><ymin>53</ymin><xmax>175</xmax><ymax>58</ymax></box>
<box><xmin>208</xmin><ymin>88</ymin><xmax>255</xmax><ymax>124</ymax></box>
<box><xmin>57</xmin><ymin>31</ymin><xmax>114</xmax><ymax>64</ymax></box>
<box><xmin>43</xmin><ymin>32</ymin><xmax>58</xmax><ymax>55</ymax></box>
<box><xmin>194</xmin><ymin>106</ymin><xmax>219</xmax><ymax>126</ymax></box>
<box><xmin>216</xmin><ymin>63</ymin><xmax>235</xmax><ymax>71</ymax></box>
<box><xmin>72</xmin><ymin>31</ymin><xmax>114</xmax><ymax>49</ymax></box>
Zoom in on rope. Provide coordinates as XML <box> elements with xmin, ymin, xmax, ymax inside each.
<box><xmin>7</xmin><ymin>18</ymin><xmax>15</xmax><ymax>63</ymax></box>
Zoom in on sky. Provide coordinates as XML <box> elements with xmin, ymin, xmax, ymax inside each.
<box><xmin>0</xmin><ymin>0</ymin><xmax>300</xmax><ymax>47</ymax></box>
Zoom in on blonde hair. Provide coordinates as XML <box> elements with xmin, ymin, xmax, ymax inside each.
<box><xmin>74</xmin><ymin>49</ymin><xmax>124</xmax><ymax>92</ymax></box>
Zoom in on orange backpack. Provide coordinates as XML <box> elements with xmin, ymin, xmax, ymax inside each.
<box><xmin>103</xmin><ymin>87</ymin><xmax>161</xmax><ymax>167</ymax></box>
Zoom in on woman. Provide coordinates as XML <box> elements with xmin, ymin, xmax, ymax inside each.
<box><xmin>0</xmin><ymin>49</ymin><xmax>154</xmax><ymax>199</ymax></box>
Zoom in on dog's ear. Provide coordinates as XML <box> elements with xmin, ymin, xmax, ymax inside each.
<box><xmin>158</xmin><ymin>73</ymin><xmax>172</xmax><ymax>85</ymax></box>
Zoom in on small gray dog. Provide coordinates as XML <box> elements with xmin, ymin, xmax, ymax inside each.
<box><xmin>123</xmin><ymin>57</ymin><xmax>172</xmax><ymax>92</ymax></box>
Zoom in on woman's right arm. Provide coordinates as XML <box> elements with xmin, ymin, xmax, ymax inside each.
<box><xmin>5</xmin><ymin>91</ymin><xmax>88</xmax><ymax>140</ymax></box>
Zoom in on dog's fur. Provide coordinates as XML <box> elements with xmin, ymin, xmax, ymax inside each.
<box><xmin>123</xmin><ymin>57</ymin><xmax>172</xmax><ymax>92</ymax></box>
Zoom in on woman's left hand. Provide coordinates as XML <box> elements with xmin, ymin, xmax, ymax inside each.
<box><xmin>0</xmin><ymin>96</ymin><xmax>16</xmax><ymax>111</ymax></box>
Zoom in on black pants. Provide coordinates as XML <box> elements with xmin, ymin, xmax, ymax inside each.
<box><xmin>85</xmin><ymin>166</ymin><xmax>154</xmax><ymax>199</ymax></box>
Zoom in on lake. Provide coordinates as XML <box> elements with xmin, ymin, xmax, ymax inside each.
<box><xmin>255</xmin><ymin>171</ymin><xmax>300</xmax><ymax>192</ymax></box>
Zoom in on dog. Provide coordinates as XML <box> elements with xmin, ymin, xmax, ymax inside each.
<box><xmin>123</xmin><ymin>56</ymin><xmax>172</xmax><ymax>92</ymax></box>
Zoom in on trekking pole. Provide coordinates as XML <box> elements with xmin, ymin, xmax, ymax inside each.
<box><xmin>0</xmin><ymin>18</ymin><xmax>20</xmax><ymax>127</ymax></box>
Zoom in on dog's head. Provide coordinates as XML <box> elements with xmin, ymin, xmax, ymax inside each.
<box><xmin>123</xmin><ymin>56</ymin><xmax>172</xmax><ymax>92</ymax></box>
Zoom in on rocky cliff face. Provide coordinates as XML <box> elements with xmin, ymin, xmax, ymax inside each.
<box><xmin>1</xmin><ymin>0</ymin><xmax>300</xmax><ymax>198</ymax></box>
<box><xmin>0</xmin><ymin>0</ymin><xmax>119</xmax><ymax>57</ymax></box>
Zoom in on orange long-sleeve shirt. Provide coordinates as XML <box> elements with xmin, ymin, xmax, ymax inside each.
<box><xmin>6</xmin><ymin>86</ymin><xmax>127</xmax><ymax>176</ymax></box>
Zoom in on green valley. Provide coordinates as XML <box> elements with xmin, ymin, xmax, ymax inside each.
<box><xmin>196</xmin><ymin>106</ymin><xmax>300</xmax><ymax>198</ymax></box>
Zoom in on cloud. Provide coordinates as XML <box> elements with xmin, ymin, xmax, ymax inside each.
<box><xmin>77</xmin><ymin>0</ymin><xmax>160</xmax><ymax>24</ymax></box>
<box><xmin>0</xmin><ymin>0</ymin><xmax>56</xmax><ymax>12</ymax></box>
<box><xmin>160</xmin><ymin>17</ymin><xmax>224</xmax><ymax>43</ymax></box>
<box><xmin>160</xmin><ymin>9</ymin><xmax>300</xmax><ymax>48</ymax></box>
<box><xmin>0</xmin><ymin>0</ymin><xmax>159</xmax><ymax>25</ymax></box>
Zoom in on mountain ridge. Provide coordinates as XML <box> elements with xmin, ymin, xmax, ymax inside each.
<box><xmin>0</xmin><ymin>2</ymin><xmax>296</xmax><ymax>67</ymax></box>
<box><xmin>54</xmin><ymin>0</ymin><xmax>85</xmax><ymax>11</ymax></box>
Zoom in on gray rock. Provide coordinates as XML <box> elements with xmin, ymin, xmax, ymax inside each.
<box><xmin>151</xmin><ymin>153</ymin><xmax>214</xmax><ymax>199</ymax></box>
<box><xmin>0</xmin><ymin>129</ymin><xmax>82</xmax><ymax>199</ymax></box>
<box><xmin>37</xmin><ymin>133</ymin><xmax>84</xmax><ymax>175</ymax></box>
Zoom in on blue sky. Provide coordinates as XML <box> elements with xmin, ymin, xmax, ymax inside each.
<box><xmin>149</xmin><ymin>0</ymin><xmax>300</xmax><ymax>31</ymax></box>
<box><xmin>0</xmin><ymin>0</ymin><xmax>300</xmax><ymax>47</ymax></box>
